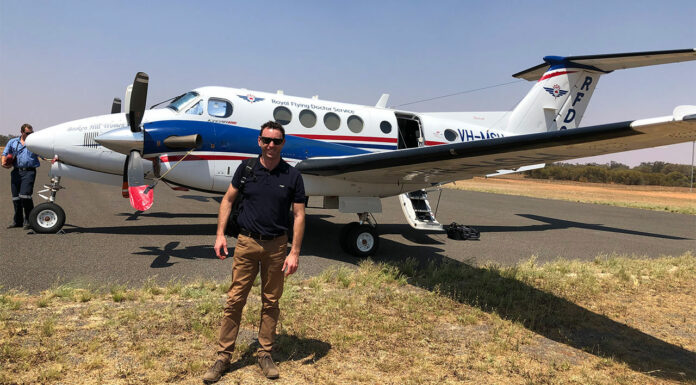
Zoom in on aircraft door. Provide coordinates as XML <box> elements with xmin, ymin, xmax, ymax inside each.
<box><xmin>395</xmin><ymin>113</ymin><xmax>424</xmax><ymax>149</ymax></box>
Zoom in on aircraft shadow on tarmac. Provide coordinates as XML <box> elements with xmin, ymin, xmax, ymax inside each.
<box><xmin>303</xmin><ymin>215</ymin><xmax>696</xmax><ymax>382</ymax></box>
<box><xmin>490</xmin><ymin>214</ymin><xmax>689</xmax><ymax>240</ymax></box>
<box><xmin>131</xmin><ymin>241</ymin><xmax>220</xmax><ymax>268</ymax></box>
<box><xmin>116</xmin><ymin>211</ymin><xmax>219</xmax><ymax>221</ymax></box>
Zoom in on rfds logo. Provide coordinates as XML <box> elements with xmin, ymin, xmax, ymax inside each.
<box><xmin>238</xmin><ymin>94</ymin><xmax>265</xmax><ymax>103</ymax></box>
<box><xmin>543</xmin><ymin>84</ymin><xmax>568</xmax><ymax>98</ymax></box>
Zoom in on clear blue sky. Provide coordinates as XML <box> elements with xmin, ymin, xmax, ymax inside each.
<box><xmin>1</xmin><ymin>0</ymin><xmax>694</xmax><ymax>165</ymax></box>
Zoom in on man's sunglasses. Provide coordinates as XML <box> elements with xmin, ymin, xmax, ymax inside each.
<box><xmin>259</xmin><ymin>136</ymin><xmax>284</xmax><ymax>145</ymax></box>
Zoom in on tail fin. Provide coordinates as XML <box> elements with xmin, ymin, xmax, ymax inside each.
<box><xmin>505</xmin><ymin>49</ymin><xmax>696</xmax><ymax>135</ymax></box>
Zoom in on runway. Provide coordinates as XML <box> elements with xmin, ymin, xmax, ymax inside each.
<box><xmin>1</xmin><ymin>171</ymin><xmax>694</xmax><ymax>293</ymax></box>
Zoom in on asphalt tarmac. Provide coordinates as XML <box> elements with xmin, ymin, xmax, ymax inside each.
<box><xmin>1</xmin><ymin>170</ymin><xmax>694</xmax><ymax>293</ymax></box>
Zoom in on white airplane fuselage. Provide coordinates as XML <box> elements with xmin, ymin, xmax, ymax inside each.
<box><xmin>28</xmin><ymin>86</ymin><xmax>509</xmax><ymax>197</ymax></box>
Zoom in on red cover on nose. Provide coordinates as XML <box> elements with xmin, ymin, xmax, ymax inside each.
<box><xmin>128</xmin><ymin>185</ymin><xmax>154</xmax><ymax>211</ymax></box>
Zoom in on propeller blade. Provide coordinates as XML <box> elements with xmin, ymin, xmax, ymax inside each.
<box><xmin>124</xmin><ymin>84</ymin><xmax>132</xmax><ymax>115</ymax></box>
<box><xmin>125</xmin><ymin>150</ymin><xmax>153</xmax><ymax>210</ymax></box>
<box><xmin>127</xmin><ymin>72</ymin><xmax>149</xmax><ymax>132</ymax></box>
<box><xmin>111</xmin><ymin>98</ymin><xmax>122</xmax><ymax>114</ymax></box>
<box><xmin>127</xmin><ymin>150</ymin><xmax>145</xmax><ymax>188</ymax></box>
<box><xmin>122</xmin><ymin>154</ymin><xmax>130</xmax><ymax>198</ymax></box>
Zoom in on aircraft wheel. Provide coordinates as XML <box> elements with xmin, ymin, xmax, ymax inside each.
<box><xmin>346</xmin><ymin>224</ymin><xmax>379</xmax><ymax>257</ymax></box>
<box><xmin>340</xmin><ymin>222</ymin><xmax>360</xmax><ymax>253</ymax></box>
<box><xmin>28</xmin><ymin>202</ymin><xmax>66</xmax><ymax>234</ymax></box>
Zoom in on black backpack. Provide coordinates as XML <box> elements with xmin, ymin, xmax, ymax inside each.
<box><xmin>225</xmin><ymin>158</ymin><xmax>257</xmax><ymax>237</ymax></box>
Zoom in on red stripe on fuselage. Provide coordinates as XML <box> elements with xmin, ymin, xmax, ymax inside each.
<box><xmin>538</xmin><ymin>70</ymin><xmax>577</xmax><ymax>82</ymax></box>
<box><xmin>291</xmin><ymin>134</ymin><xmax>397</xmax><ymax>143</ymax></box>
<box><xmin>159</xmin><ymin>155</ymin><xmax>250</xmax><ymax>162</ymax></box>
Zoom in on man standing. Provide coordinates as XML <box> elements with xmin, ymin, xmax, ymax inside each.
<box><xmin>2</xmin><ymin>124</ymin><xmax>40</xmax><ymax>229</ymax></box>
<box><xmin>204</xmin><ymin>121</ymin><xmax>305</xmax><ymax>383</ymax></box>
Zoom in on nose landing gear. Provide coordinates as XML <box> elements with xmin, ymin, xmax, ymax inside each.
<box><xmin>28</xmin><ymin>176</ymin><xmax>66</xmax><ymax>234</ymax></box>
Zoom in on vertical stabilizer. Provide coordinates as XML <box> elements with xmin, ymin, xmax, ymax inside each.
<box><xmin>506</xmin><ymin>57</ymin><xmax>603</xmax><ymax>135</ymax></box>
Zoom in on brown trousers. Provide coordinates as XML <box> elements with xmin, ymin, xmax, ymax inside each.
<box><xmin>217</xmin><ymin>234</ymin><xmax>287</xmax><ymax>361</ymax></box>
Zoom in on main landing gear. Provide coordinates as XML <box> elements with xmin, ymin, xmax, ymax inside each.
<box><xmin>28</xmin><ymin>176</ymin><xmax>66</xmax><ymax>234</ymax></box>
<box><xmin>340</xmin><ymin>212</ymin><xmax>379</xmax><ymax>257</ymax></box>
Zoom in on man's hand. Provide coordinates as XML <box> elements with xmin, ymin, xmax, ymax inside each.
<box><xmin>214</xmin><ymin>184</ymin><xmax>238</xmax><ymax>260</ymax></box>
<box><xmin>1</xmin><ymin>156</ymin><xmax>11</xmax><ymax>169</ymax></box>
<box><xmin>214</xmin><ymin>234</ymin><xmax>229</xmax><ymax>260</ymax></box>
<box><xmin>282</xmin><ymin>252</ymin><xmax>299</xmax><ymax>276</ymax></box>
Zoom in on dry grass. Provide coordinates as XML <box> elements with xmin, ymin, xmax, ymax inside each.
<box><xmin>446</xmin><ymin>176</ymin><xmax>696</xmax><ymax>214</ymax></box>
<box><xmin>1</xmin><ymin>253</ymin><xmax>695</xmax><ymax>384</ymax></box>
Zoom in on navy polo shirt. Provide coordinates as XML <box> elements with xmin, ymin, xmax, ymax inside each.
<box><xmin>231</xmin><ymin>157</ymin><xmax>305</xmax><ymax>236</ymax></box>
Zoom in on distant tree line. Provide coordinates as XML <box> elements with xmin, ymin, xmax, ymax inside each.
<box><xmin>0</xmin><ymin>134</ymin><xmax>17</xmax><ymax>146</ymax></box>
<box><xmin>524</xmin><ymin>161</ymin><xmax>694</xmax><ymax>187</ymax></box>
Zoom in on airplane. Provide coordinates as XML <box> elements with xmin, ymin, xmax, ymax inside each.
<box><xmin>25</xmin><ymin>48</ymin><xmax>696</xmax><ymax>256</ymax></box>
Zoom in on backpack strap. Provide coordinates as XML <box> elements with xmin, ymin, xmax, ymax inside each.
<box><xmin>238</xmin><ymin>157</ymin><xmax>257</xmax><ymax>192</ymax></box>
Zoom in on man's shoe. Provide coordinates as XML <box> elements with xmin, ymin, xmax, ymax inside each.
<box><xmin>258</xmin><ymin>355</ymin><xmax>279</xmax><ymax>379</ymax></box>
<box><xmin>23</xmin><ymin>224</ymin><xmax>31</xmax><ymax>230</ymax></box>
<box><xmin>202</xmin><ymin>359</ymin><xmax>230</xmax><ymax>384</ymax></box>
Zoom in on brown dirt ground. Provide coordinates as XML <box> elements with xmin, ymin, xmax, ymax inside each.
<box><xmin>447</xmin><ymin>175</ymin><xmax>696</xmax><ymax>214</ymax></box>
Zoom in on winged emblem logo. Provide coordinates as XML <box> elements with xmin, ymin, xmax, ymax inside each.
<box><xmin>543</xmin><ymin>84</ymin><xmax>568</xmax><ymax>98</ymax></box>
<box><xmin>238</xmin><ymin>94</ymin><xmax>265</xmax><ymax>103</ymax></box>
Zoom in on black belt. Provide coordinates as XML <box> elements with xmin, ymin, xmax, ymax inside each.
<box><xmin>239</xmin><ymin>228</ymin><xmax>285</xmax><ymax>241</ymax></box>
<box><xmin>16</xmin><ymin>167</ymin><xmax>36</xmax><ymax>171</ymax></box>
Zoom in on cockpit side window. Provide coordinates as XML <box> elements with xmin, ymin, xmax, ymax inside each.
<box><xmin>208</xmin><ymin>98</ymin><xmax>233</xmax><ymax>118</ymax></box>
<box><xmin>167</xmin><ymin>91</ymin><xmax>200</xmax><ymax>112</ymax></box>
<box><xmin>186</xmin><ymin>100</ymin><xmax>204</xmax><ymax>115</ymax></box>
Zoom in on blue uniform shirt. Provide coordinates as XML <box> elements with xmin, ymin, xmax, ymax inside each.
<box><xmin>3</xmin><ymin>138</ymin><xmax>40</xmax><ymax>168</ymax></box>
<box><xmin>232</xmin><ymin>157</ymin><xmax>305</xmax><ymax>236</ymax></box>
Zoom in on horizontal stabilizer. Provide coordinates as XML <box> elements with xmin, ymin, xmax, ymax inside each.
<box><xmin>297</xmin><ymin>106</ymin><xmax>696</xmax><ymax>185</ymax></box>
<box><xmin>513</xmin><ymin>48</ymin><xmax>696</xmax><ymax>81</ymax></box>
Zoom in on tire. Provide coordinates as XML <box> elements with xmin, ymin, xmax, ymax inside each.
<box><xmin>346</xmin><ymin>224</ymin><xmax>379</xmax><ymax>257</ymax></box>
<box><xmin>28</xmin><ymin>202</ymin><xmax>66</xmax><ymax>234</ymax></box>
<box><xmin>339</xmin><ymin>222</ymin><xmax>360</xmax><ymax>253</ymax></box>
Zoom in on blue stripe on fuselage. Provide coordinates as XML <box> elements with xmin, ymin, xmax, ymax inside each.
<box><xmin>142</xmin><ymin>120</ymin><xmax>371</xmax><ymax>159</ymax></box>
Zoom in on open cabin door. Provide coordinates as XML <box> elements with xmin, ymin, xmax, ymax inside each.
<box><xmin>395</xmin><ymin>113</ymin><xmax>424</xmax><ymax>149</ymax></box>
<box><xmin>394</xmin><ymin>112</ymin><xmax>443</xmax><ymax>231</ymax></box>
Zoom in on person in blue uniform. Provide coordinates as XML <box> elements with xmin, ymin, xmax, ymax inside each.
<box><xmin>2</xmin><ymin>124</ymin><xmax>41</xmax><ymax>229</ymax></box>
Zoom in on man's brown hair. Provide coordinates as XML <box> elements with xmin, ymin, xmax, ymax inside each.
<box><xmin>260</xmin><ymin>121</ymin><xmax>285</xmax><ymax>140</ymax></box>
<box><xmin>21</xmin><ymin>123</ymin><xmax>33</xmax><ymax>134</ymax></box>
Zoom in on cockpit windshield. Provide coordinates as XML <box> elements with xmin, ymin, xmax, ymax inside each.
<box><xmin>166</xmin><ymin>91</ymin><xmax>200</xmax><ymax>112</ymax></box>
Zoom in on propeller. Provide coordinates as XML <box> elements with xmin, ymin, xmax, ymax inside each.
<box><xmin>111</xmin><ymin>98</ymin><xmax>122</xmax><ymax>114</ymax></box>
<box><xmin>121</xmin><ymin>72</ymin><xmax>153</xmax><ymax>211</ymax></box>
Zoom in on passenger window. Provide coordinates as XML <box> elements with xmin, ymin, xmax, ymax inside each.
<box><xmin>380</xmin><ymin>121</ymin><xmax>392</xmax><ymax>134</ymax></box>
<box><xmin>347</xmin><ymin>115</ymin><xmax>364</xmax><ymax>133</ymax></box>
<box><xmin>274</xmin><ymin>106</ymin><xmax>292</xmax><ymax>125</ymax></box>
<box><xmin>186</xmin><ymin>100</ymin><xmax>203</xmax><ymax>115</ymax></box>
<box><xmin>299</xmin><ymin>109</ymin><xmax>317</xmax><ymax>128</ymax></box>
<box><xmin>324</xmin><ymin>112</ymin><xmax>340</xmax><ymax>131</ymax></box>
<box><xmin>444</xmin><ymin>129</ymin><xmax>457</xmax><ymax>142</ymax></box>
<box><xmin>208</xmin><ymin>98</ymin><xmax>233</xmax><ymax>118</ymax></box>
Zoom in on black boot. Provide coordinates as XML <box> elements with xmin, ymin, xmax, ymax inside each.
<box><xmin>8</xmin><ymin>199</ymin><xmax>23</xmax><ymax>228</ymax></box>
<box><xmin>21</xmin><ymin>198</ymin><xmax>34</xmax><ymax>229</ymax></box>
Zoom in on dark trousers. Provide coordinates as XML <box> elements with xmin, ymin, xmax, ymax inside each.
<box><xmin>10</xmin><ymin>168</ymin><xmax>36</xmax><ymax>225</ymax></box>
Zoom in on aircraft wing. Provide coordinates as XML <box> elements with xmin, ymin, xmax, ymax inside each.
<box><xmin>296</xmin><ymin>107</ymin><xmax>696</xmax><ymax>185</ymax></box>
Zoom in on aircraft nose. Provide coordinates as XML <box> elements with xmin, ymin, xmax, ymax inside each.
<box><xmin>25</xmin><ymin>126</ymin><xmax>55</xmax><ymax>159</ymax></box>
